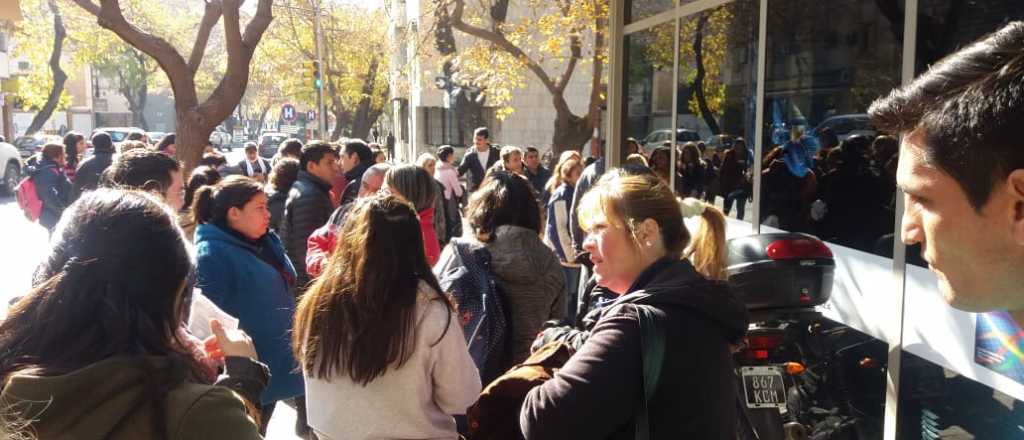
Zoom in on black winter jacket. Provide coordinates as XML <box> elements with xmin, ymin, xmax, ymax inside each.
<box><xmin>521</xmin><ymin>258</ymin><xmax>749</xmax><ymax>440</ymax></box>
<box><xmin>279</xmin><ymin>171</ymin><xmax>333</xmax><ymax>290</ymax></box>
<box><xmin>266</xmin><ymin>188</ymin><xmax>288</xmax><ymax>232</ymax></box>
<box><xmin>32</xmin><ymin>159</ymin><xmax>72</xmax><ymax>230</ymax></box>
<box><xmin>72</xmin><ymin>150</ymin><xmax>113</xmax><ymax>201</ymax></box>
<box><xmin>339</xmin><ymin>162</ymin><xmax>370</xmax><ymax>206</ymax></box>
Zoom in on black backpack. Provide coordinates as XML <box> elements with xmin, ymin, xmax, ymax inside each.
<box><xmin>436</xmin><ymin>238</ymin><xmax>513</xmax><ymax>384</ymax></box>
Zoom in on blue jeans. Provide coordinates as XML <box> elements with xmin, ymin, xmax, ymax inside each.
<box><xmin>563</xmin><ymin>266</ymin><xmax>581</xmax><ymax>323</ymax></box>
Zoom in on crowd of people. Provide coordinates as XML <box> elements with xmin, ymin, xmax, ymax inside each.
<box><xmin>3</xmin><ymin>19</ymin><xmax>1024</xmax><ymax>440</ymax></box>
<box><xmin>3</xmin><ymin>121</ymin><xmax>752</xmax><ymax>439</ymax></box>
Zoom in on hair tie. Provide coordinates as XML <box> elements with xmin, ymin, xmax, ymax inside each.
<box><xmin>679</xmin><ymin>197</ymin><xmax>706</xmax><ymax>219</ymax></box>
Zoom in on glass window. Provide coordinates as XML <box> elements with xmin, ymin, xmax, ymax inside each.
<box><xmin>760</xmin><ymin>0</ymin><xmax>902</xmax><ymax>259</ymax></box>
<box><xmin>673</xmin><ymin>0</ymin><xmax>758</xmax><ymax>223</ymax></box>
<box><xmin>627</xmin><ymin>0</ymin><xmax>676</xmax><ymax>24</ymax></box>
<box><xmin>623</xmin><ymin>22</ymin><xmax>676</xmax><ymax>159</ymax></box>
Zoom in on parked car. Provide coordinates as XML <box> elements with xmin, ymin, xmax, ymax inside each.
<box><xmin>258</xmin><ymin>132</ymin><xmax>289</xmax><ymax>158</ymax></box>
<box><xmin>641</xmin><ymin>128</ymin><xmax>701</xmax><ymax>153</ymax></box>
<box><xmin>812</xmin><ymin>113</ymin><xmax>876</xmax><ymax>142</ymax></box>
<box><xmin>0</xmin><ymin>138</ymin><xmax>22</xmax><ymax>195</ymax></box>
<box><xmin>94</xmin><ymin>127</ymin><xmax>146</xmax><ymax>147</ymax></box>
<box><xmin>147</xmin><ymin>131</ymin><xmax>167</xmax><ymax>146</ymax></box>
<box><xmin>13</xmin><ymin>134</ymin><xmax>62</xmax><ymax>159</ymax></box>
<box><xmin>209</xmin><ymin>127</ymin><xmax>233</xmax><ymax>152</ymax></box>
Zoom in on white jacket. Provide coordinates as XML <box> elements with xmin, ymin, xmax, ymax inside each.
<box><xmin>304</xmin><ymin>281</ymin><xmax>482</xmax><ymax>440</ymax></box>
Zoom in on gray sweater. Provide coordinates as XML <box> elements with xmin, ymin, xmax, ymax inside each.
<box><xmin>479</xmin><ymin>225</ymin><xmax>566</xmax><ymax>364</ymax></box>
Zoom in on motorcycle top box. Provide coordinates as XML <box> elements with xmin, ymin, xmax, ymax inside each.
<box><xmin>725</xmin><ymin>233</ymin><xmax>835</xmax><ymax>311</ymax></box>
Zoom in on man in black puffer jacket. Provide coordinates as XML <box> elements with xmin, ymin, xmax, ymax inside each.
<box><xmin>279</xmin><ymin>141</ymin><xmax>337</xmax><ymax>292</ymax></box>
<box><xmin>337</xmin><ymin>140</ymin><xmax>373</xmax><ymax>206</ymax></box>
<box><xmin>72</xmin><ymin>131</ymin><xmax>115</xmax><ymax>201</ymax></box>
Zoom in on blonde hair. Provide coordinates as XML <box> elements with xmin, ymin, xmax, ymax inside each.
<box><xmin>625</xmin><ymin>154</ymin><xmax>648</xmax><ymax>167</ymax></box>
<box><xmin>578</xmin><ymin>173</ymin><xmax>727</xmax><ymax>280</ymax></box>
<box><xmin>545</xmin><ymin>150</ymin><xmax>584</xmax><ymax>193</ymax></box>
<box><xmin>415</xmin><ymin>153</ymin><xmax>437</xmax><ymax>169</ymax></box>
<box><xmin>545</xmin><ymin>158</ymin><xmax>583</xmax><ymax>193</ymax></box>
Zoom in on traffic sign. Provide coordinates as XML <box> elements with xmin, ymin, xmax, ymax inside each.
<box><xmin>307</xmin><ymin>110</ymin><xmax>316</xmax><ymax>121</ymax></box>
<box><xmin>282</xmin><ymin>104</ymin><xmax>296</xmax><ymax>122</ymax></box>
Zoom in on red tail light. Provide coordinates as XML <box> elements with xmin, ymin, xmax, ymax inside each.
<box><xmin>766</xmin><ymin>238</ymin><xmax>833</xmax><ymax>260</ymax></box>
<box><xmin>745</xmin><ymin>333</ymin><xmax>786</xmax><ymax>351</ymax></box>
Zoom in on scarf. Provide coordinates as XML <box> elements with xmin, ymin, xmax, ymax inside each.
<box><xmin>245</xmin><ymin>158</ymin><xmax>267</xmax><ymax>176</ymax></box>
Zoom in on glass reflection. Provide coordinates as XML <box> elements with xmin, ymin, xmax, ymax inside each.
<box><xmin>675</xmin><ymin>1</ymin><xmax>758</xmax><ymax>220</ymax></box>
<box><xmin>624</xmin><ymin>22</ymin><xmax>676</xmax><ymax>161</ymax></box>
<box><xmin>627</xmin><ymin>0</ymin><xmax>677</xmax><ymax>24</ymax></box>
<box><xmin>760</xmin><ymin>0</ymin><xmax>902</xmax><ymax>259</ymax></box>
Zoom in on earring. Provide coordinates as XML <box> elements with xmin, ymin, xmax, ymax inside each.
<box><xmin>646</xmin><ymin>241</ymin><xmax>653</xmax><ymax>247</ymax></box>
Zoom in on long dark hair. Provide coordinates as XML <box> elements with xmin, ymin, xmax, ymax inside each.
<box><xmin>0</xmin><ymin>189</ymin><xmax>201</xmax><ymax>434</ymax></box>
<box><xmin>191</xmin><ymin>175</ymin><xmax>263</xmax><ymax>225</ymax></box>
<box><xmin>63</xmin><ymin>131</ymin><xmax>84</xmax><ymax>169</ymax></box>
<box><xmin>465</xmin><ymin>170</ymin><xmax>541</xmax><ymax>242</ymax></box>
<box><xmin>294</xmin><ymin>195</ymin><xmax>449</xmax><ymax>384</ymax></box>
<box><xmin>156</xmin><ymin>133</ymin><xmax>176</xmax><ymax>153</ymax></box>
<box><xmin>385</xmin><ymin>164</ymin><xmax>436</xmax><ymax>212</ymax></box>
<box><xmin>184</xmin><ymin>166</ymin><xmax>221</xmax><ymax>211</ymax></box>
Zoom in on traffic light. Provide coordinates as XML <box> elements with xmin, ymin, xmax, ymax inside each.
<box><xmin>309</xmin><ymin>61</ymin><xmax>322</xmax><ymax>89</ymax></box>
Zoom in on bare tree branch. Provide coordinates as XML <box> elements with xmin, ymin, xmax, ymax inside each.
<box><xmin>74</xmin><ymin>0</ymin><xmax>196</xmax><ymax>108</ymax></box>
<box><xmin>188</xmin><ymin>0</ymin><xmax>223</xmax><ymax>73</ymax></box>
<box><xmin>450</xmin><ymin>0</ymin><xmax>558</xmax><ymax>95</ymax></box>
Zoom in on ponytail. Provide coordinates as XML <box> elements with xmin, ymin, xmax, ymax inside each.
<box><xmin>191</xmin><ymin>186</ymin><xmax>216</xmax><ymax>225</ymax></box>
<box><xmin>679</xmin><ymin>198</ymin><xmax>728</xmax><ymax>281</ymax></box>
<box><xmin>190</xmin><ymin>175</ymin><xmax>265</xmax><ymax>226</ymax></box>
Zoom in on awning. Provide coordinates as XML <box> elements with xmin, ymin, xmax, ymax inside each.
<box><xmin>0</xmin><ymin>0</ymin><xmax>23</xmax><ymax>23</ymax></box>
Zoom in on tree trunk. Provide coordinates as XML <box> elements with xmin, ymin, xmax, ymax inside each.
<box><xmin>551</xmin><ymin>99</ymin><xmax>592</xmax><ymax>156</ymax></box>
<box><xmin>175</xmin><ymin>110</ymin><xmax>214</xmax><ymax>173</ymax></box>
<box><xmin>331</xmin><ymin>103</ymin><xmax>351</xmax><ymax>141</ymax></box>
<box><xmin>351</xmin><ymin>58</ymin><xmax>381</xmax><ymax>140</ymax></box>
<box><xmin>692</xmin><ymin>13</ymin><xmax>721</xmax><ymax>135</ymax></box>
<box><xmin>25</xmin><ymin>0</ymin><xmax>68</xmax><ymax>136</ymax></box>
<box><xmin>256</xmin><ymin>106</ymin><xmax>270</xmax><ymax>136</ymax></box>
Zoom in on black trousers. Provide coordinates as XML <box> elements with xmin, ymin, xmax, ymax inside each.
<box><xmin>260</xmin><ymin>396</ymin><xmax>312</xmax><ymax>438</ymax></box>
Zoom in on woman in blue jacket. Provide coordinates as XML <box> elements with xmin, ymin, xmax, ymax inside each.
<box><xmin>192</xmin><ymin>175</ymin><xmax>304</xmax><ymax>434</ymax></box>
<box><xmin>543</xmin><ymin>157</ymin><xmax>584</xmax><ymax>322</ymax></box>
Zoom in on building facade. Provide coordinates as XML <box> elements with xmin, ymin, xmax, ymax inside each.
<box><xmin>605</xmin><ymin>0</ymin><xmax>1024</xmax><ymax>438</ymax></box>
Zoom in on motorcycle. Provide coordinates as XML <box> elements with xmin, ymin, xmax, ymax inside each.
<box><xmin>728</xmin><ymin>233</ymin><xmax>886</xmax><ymax>440</ymax></box>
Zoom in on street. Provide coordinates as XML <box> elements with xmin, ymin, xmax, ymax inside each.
<box><xmin>0</xmin><ymin>191</ymin><xmax>303</xmax><ymax>440</ymax></box>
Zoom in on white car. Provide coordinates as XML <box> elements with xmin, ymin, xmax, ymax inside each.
<box><xmin>0</xmin><ymin>138</ymin><xmax>23</xmax><ymax>195</ymax></box>
<box><xmin>209</xmin><ymin>128</ymin><xmax>233</xmax><ymax>151</ymax></box>
<box><xmin>94</xmin><ymin>127</ymin><xmax>146</xmax><ymax>147</ymax></box>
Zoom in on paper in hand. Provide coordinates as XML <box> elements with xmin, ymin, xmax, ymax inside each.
<box><xmin>188</xmin><ymin>289</ymin><xmax>240</xmax><ymax>340</ymax></box>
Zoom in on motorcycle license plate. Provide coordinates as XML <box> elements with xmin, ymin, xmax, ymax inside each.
<box><xmin>741</xmin><ymin>366</ymin><xmax>787</xmax><ymax>409</ymax></box>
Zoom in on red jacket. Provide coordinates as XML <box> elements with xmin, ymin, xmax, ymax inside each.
<box><xmin>305</xmin><ymin>222</ymin><xmax>336</xmax><ymax>278</ymax></box>
<box><xmin>419</xmin><ymin>207</ymin><xmax>440</xmax><ymax>267</ymax></box>
<box><xmin>306</xmin><ymin>206</ymin><xmax>441</xmax><ymax>277</ymax></box>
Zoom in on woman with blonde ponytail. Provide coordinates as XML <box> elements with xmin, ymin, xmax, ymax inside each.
<box><xmin>678</xmin><ymin>197</ymin><xmax>728</xmax><ymax>281</ymax></box>
<box><xmin>523</xmin><ymin>171</ymin><xmax>748</xmax><ymax>439</ymax></box>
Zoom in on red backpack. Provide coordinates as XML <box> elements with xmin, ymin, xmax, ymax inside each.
<box><xmin>15</xmin><ymin>175</ymin><xmax>43</xmax><ymax>222</ymax></box>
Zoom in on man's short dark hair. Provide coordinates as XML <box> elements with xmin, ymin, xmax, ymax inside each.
<box><xmin>869</xmin><ymin>21</ymin><xmax>1024</xmax><ymax>210</ymax></box>
<box><xmin>200</xmin><ymin>153</ymin><xmax>227</xmax><ymax>168</ymax></box>
<box><xmin>279</xmin><ymin>138</ymin><xmax>303</xmax><ymax>158</ymax></box>
<box><xmin>341</xmin><ymin>140</ymin><xmax>373</xmax><ymax>165</ymax></box>
<box><xmin>244</xmin><ymin>142</ymin><xmax>258</xmax><ymax>152</ymax></box>
<box><xmin>474</xmin><ymin>127</ymin><xmax>490</xmax><ymax>140</ymax></box>
<box><xmin>101</xmin><ymin>148</ymin><xmax>181</xmax><ymax>196</ymax></box>
<box><xmin>300</xmin><ymin>141</ymin><xmax>338</xmax><ymax>170</ymax></box>
<box><xmin>525</xmin><ymin>146</ymin><xmax>539</xmax><ymax>156</ymax></box>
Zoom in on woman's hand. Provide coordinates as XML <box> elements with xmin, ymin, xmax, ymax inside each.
<box><xmin>203</xmin><ymin>319</ymin><xmax>258</xmax><ymax>361</ymax></box>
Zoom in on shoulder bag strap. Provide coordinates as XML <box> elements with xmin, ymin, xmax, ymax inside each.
<box><xmin>634</xmin><ymin>304</ymin><xmax>665</xmax><ymax>440</ymax></box>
